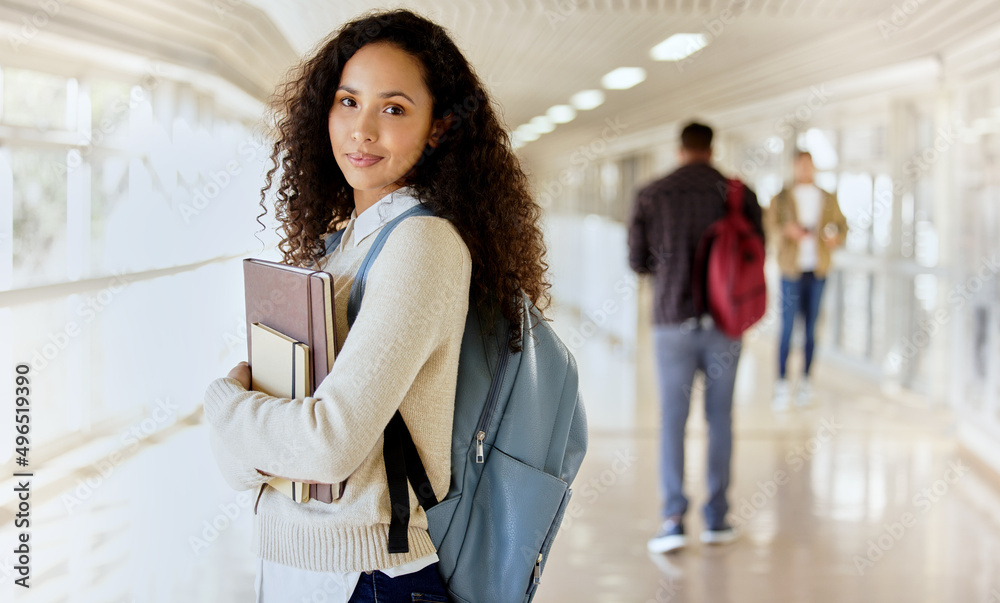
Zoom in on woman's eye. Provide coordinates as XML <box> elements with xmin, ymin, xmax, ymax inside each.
<box><xmin>384</xmin><ymin>105</ymin><xmax>403</xmax><ymax>116</ymax></box>
<box><xmin>339</xmin><ymin>97</ymin><xmax>356</xmax><ymax>107</ymax></box>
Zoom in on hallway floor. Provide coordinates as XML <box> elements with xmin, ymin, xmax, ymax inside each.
<box><xmin>3</xmin><ymin>313</ymin><xmax>1000</xmax><ymax>602</ymax></box>
<box><xmin>536</xmin><ymin>317</ymin><xmax>1000</xmax><ymax>603</ymax></box>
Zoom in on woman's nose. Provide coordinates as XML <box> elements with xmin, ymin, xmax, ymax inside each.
<box><xmin>351</xmin><ymin>111</ymin><xmax>377</xmax><ymax>143</ymax></box>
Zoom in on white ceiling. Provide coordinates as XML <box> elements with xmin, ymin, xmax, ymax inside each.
<box><xmin>244</xmin><ymin>0</ymin><xmax>899</xmax><ymax>128</ymax></box>
<box><xmin>239</xmin><ymin>0</ymin><xmax>1000</xmax><ymax>159</ymax></box>
<box><xmin>2</xmin><ymin>0</ymin><xmax>997</xmax><ymax>160</ymax></box>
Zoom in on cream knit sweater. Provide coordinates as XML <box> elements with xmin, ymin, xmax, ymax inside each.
<box><xmin>204</xmin><ymin>214</ymin><xmax>471</xmax><ymax>573</ymax></box>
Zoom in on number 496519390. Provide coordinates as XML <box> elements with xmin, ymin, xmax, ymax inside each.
<box><xmin>15</xmin><ymin>364</ymin><xmax>30</xmax><ymax>461</ymax></box>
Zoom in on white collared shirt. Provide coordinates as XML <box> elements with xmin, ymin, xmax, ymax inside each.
<box><xmin>258</xmin><ymin>184</ymin><xmax>437</xmax><ymax>601</ymax></box>
<box><xmin>337</xmin><ymin>186</ymin><xmax>424</xmax><ymax>251</ymax></box>
<box><xmin>792</xmin><ymin>183</ymin><xmax>822</xmax><ymax>271</ymax></box>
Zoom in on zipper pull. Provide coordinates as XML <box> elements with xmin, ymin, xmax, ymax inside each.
<box><xmin>533</xmin><ymin>553</ymin><xmax>542</xmax><ymax>585</ymax></box>
<box><xmin>475</xmin><ymin>431</ymin><xmax>486</xmax><ymax>463</ymax></box>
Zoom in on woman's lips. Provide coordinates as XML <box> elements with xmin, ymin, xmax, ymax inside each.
<box><xmin>347</xmin><ymin>153</ymin><xmax>383</xmax><ymax>167</ymax></box>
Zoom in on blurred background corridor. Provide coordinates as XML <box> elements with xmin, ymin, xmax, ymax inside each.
<box><xmin>1</xmin><ymin>0</ymin><xmax>999</xmax><ymax>601</ymax></box>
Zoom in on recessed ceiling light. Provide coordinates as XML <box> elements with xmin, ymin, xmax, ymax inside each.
<box><xmin>570</xmin><ymin>90</ymin><xmax>605</xmax><ymax>111</ymax></box>
<box><xmin>601</xmin><ymin>67</ymin><xmax>646</xmax><ymax>90</ymax></box>
<box><xmin>529</xmin><ymin>115</ymin><xmax>556</xmax><ymax>134</ymax></box>
<box><xmin>514</xmin><ymin>125</ymin><xmax>540</xmax><ymax>141</ymax></box>
<box><xmin>650</xmin><ymin>33</ymin><xmax>709</xmax><ymax>61</ymax></box>
<box><xmin>546</xmin><ymin>105</ymin><xmax>577</xmax><ymax>124</ymax></box>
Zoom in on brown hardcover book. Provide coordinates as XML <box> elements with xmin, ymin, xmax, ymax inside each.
<box><xmin>243</xmin><ymin>258</ymin><xmax>344</xmax><ymax>502</ymax></box>
<box><xmin>243</xmin><ymin>258</ymin><xmax>337</xmax><ymax>388</ymax></box>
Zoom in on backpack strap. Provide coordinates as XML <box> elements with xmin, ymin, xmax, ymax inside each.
<box><xmin>324</xmin><ymin>229</ymin><xmax>347</xmax><ymax>257</ymax></box>
<box><xmin>726</xmin><ymin>178</ymin><xmax>745</xmax><ymax>214</ymax></box>
<box><xmin>693</xmin><ymin>179</ymin><xmax>744</xmax><ymax>316</ymax></box>
<box><xmin>336</xmin><ymin>201</ymin><xmax>439</xmax><ymax>554</ymax></box>
<box><xmin>347</xmin><ymin>203</ymin><xmax>436</xmax><ymax>329</ymax></box>
<box><xmin>384</xmin><ymin>411</ymin><xmax>439</xmax><ymax>553</ymax></box>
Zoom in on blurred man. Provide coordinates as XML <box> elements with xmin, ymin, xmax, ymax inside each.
<box><xmin>628</xmin><ymin>122</ymin><xmax>764</xmax><ymax>553</ymax></box>
<box><xmin>765</xmin><ymin>151</ymin><xmax>848</xmax><ymax>410</ymax></box>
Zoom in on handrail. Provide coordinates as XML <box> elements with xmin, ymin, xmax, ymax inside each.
<box><xmin>0</xmin><ymin>251</ymin><xmax>255</xmax><ymax>308</ymax></box>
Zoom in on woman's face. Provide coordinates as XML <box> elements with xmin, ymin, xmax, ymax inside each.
<box><xmin>794</xmin><ymin>154</ymin><xmax>815</xmax><ymax>184</ymax></box>
<box><xmin>329</xmin><ymin>42</ymin><xmax>440</xmax><ymax>201</ymax></box>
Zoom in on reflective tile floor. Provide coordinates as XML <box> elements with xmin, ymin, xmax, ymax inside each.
<box><xmin>2</xmin><ymin>311</ymin><xmax>1000</xmax><ymax>602</ymax></box>
<box><xmin>536</xmin><ymin>315</ymin><xmax>1000</xmax><ymax>603</ymax></box>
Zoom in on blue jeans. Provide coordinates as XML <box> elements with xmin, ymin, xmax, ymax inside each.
<box><xmin>778</xmin><ymin>272</ymin><xmax>827</xmax><ymax>379</ymax></box>
<box><xmin>653</xmin><ymin>322</ymin><xmax>742</xmax><ymax>528</ymax></box>
<box><xmin>348</xmin><ymin>563</ymin><xmax>449</xmax><ymax>602</ymax></box>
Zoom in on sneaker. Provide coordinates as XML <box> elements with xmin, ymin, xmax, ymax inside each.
<box><xmin>647</xmin><ymin>516</ymin><xmax>687</xmax><ymax>553</ymax></box>
<box><xmin>772</xmin><ymin>379</ymin><xmax>790</xmax><ymax>411</ymax></box>
<box><xmin>796</xmin><ymin>379</ymin><xmax>813</xmax><ymax>407</ymax></box>
<box><xmin>700</xmin><ymin>520</ymin><xmax>739</xmax><ymax>545</ymax></box>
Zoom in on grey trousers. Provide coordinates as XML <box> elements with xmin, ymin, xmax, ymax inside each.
<box><xmin>653</xmin><ymin>321</ymin><xmax>742</xmax><ymax>527</ymax></box>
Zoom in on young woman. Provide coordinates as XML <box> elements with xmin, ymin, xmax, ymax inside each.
<box><xmin>202</xmin><ymin>9</ymin><xmax>549</xmax><ymax>602</ymax></box>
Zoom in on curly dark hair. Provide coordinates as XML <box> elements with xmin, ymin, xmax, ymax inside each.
<box><xmin>257</xmin><ymin>8</ymin><xmax>549</xmax><ymax>351</ymax></box>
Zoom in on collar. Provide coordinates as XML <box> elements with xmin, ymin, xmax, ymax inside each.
<box><xmin>345</xmin><ymin>186</ymin><xmax>422</xmax><ymax>250</ymax></box>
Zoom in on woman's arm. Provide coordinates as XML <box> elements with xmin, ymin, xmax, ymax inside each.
<box><xmin>207</xmin><ymin>421</ymin><xmax>270</xmax><ymax>492</ymax></box>
<box><xmin>824</xmin><ymin>191</ymin><xmax>849</xmax><ymax>249</ymax></box>
<box><xmin>766</xmin><ymin>191</ymin><xmax>806</xmax><ymax>243</ymax></box>
<box><xmin>203</xmin><ymin>218</ymin><xmax>471</xmax><ymax>485</ymax></box>
<box><xmin>763</xmin><ymin>193</ymin><xmax>781</xmax><ymax>243</ymax></box>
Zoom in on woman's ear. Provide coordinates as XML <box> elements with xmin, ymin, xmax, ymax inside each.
<box><xmin>428</xmin><ymin>114</ymin><xmax>457</xmax><ymax>148</ymax></box>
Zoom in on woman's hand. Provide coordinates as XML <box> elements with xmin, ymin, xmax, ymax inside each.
<box><xmin>223</xmin><ymin>363</ymin><xmax>325</xmax><ymax>485</ymax></box>
<box><xmin>226</xmin><ymin>361</ymin><xmax>251</xmax><ymax>390</ymax></box>
<box><xmin>821</xmin><ymin>223</ymin><xmax>842</xmax><ymax>250</ymax></box>
<box><xmin>782</xmin><ymin>222</ymin><xmax>808</xmax><ymax>241</ymax></box>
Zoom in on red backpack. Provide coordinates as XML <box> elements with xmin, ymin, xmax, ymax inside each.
<box><xmin>692</xmin><ymin>178</ymin><xmax>766</xmax><ymax>338</ymax></box>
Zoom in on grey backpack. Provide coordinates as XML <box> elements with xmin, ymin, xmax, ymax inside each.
<box><xmin>323</xmin><ymin>204</ymin><xmax>588</xmax><ymax>603</ymax></box>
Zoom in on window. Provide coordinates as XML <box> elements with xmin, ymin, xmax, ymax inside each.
<box><xmin>0</xmin><ymin>59</ymin><xmax>271</xmax><ymax>457</ymax></box>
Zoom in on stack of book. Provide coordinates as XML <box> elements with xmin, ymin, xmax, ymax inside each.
<box><xmin>243</xmin><ymin>258</ymin><xmax>343</xmax><ymax>503</ymax></box>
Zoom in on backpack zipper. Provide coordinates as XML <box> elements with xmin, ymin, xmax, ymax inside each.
<box><xmin>475</xmin><ymin>431</ymin><xmax>486</xmax><ymax>464</ymax></box>
<box><xmin>474</xmin><ymin>326</ymin><xmax>514</xmax><ymax>463</ymax></box>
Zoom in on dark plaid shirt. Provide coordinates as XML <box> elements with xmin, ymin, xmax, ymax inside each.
<box><xmin>627</xmin><ymin>162</ymin><xmax>764</xmax><ymax>325</ymax></box>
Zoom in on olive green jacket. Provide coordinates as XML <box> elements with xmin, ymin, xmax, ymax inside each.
<box><xmin>764</xmin><ymin>185</ymin><xmax>849</xmax><ymax>278</ymax></box>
